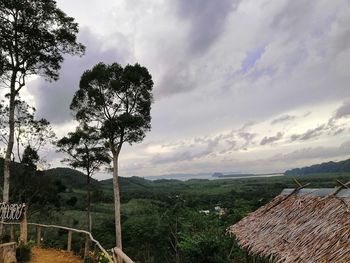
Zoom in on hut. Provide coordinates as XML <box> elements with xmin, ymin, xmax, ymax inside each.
<box><xmin>228</xmin><ymin>187</ymin><xmax>350</xmax><ymax>263</ymax></box>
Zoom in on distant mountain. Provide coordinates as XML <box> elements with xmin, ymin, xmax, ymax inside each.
<box><xmin>46</xmin><ymin>168</ymin><xmax>156</xmax><ymax>192</ymax></box>
<box><xmin>100</xmin><ymin>176</ymin><xmax>153</xmax><ymax>190</ymax></box>
<box><xmin>212</xmin><ymin>172</ymin><xmax>224</xmax><ymax>177</ymax></box>
<box><xmin>145</xmin><ymin>173</ymin><xmax>212</xmax><ymax>181</ymax></box>
<box><xmin>285</xmin><ymin>159</ymin><xmax>350</xmax><ymax>176</ymax></box>
<box><xmin>44</xmin><ymin>167</ymin><xmax>99</xmax><ymax>188</ymax></box>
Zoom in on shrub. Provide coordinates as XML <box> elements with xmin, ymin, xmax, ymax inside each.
<box><xmin>97</xmin><ymin>252</ymin><xmax>110</xmax><ymax>263</ymax></box>
<box><xmin>16</xmin><ymin>243</ymin><xmax>32</xmax><ymax>262</ymax></box>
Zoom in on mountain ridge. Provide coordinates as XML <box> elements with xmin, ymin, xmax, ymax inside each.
<box><xmin>285</xmin><ymin>158</ymin><xmax>350</xmax><ymax>176</ymax></box>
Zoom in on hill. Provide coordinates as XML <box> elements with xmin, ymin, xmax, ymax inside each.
<box><xmin>44</xmin><ymin>167</ymin><xmax>99</xmax><ymax>188</ymax></box>
<box><xmin>285</xmin><ymin>158</ymin><xmax>350</xmax><ymax>175</ymax></box>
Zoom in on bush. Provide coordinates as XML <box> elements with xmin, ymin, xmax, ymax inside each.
<box><xmin>16</xmin><ymin>243</ymin><xmax>32</xmax><ymax>262</ymax></box>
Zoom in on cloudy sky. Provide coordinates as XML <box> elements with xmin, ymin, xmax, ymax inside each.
<box><xmin>16</xmin><ymin>0</ymin><xmax>350</xmax><ymax>178</ymax></box>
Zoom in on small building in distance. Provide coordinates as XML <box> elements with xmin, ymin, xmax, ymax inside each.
<box><xmin>199</xmin><ymin>210</ymin><xmax>210</xmax><ymax>215</ymax></box>
<box><xmin>227</xmin><ymin>188</ymin><xmax>350</xmax><ymax>263</ymax></box>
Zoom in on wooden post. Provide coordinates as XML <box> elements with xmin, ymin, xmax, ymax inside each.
<box><xmin>19</xmin><ymin>206</ymin><xmax>27</xmax><ymax>245</ymax></box>
<box><xmin>84</xmin><ymin>235</ymin><xmax>90</xmax><ymax>258</ymax></box>
<box><xmin>67</xmin><ymin>230</ymin><xmax>72</xmax><ymax>252</ymax></box>
<box><xmin>9</xmin><ymin>224</ymin><xmax>14</xmax><ymax>242</ymax></box>
<box><xmin>36</xmin><ymin>226</ymin><xmax>41</xmax><ymax>247</ymax></box>
<box><xmin>94</xmin><ymin>244</ymin><xmax>97</xmax><ymax>257</ymax></box>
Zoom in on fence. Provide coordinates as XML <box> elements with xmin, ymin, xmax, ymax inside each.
<box><xmin>2</xmin><ymin>209</ymin><xmax>134</xmax><ymax>263</ymax></box>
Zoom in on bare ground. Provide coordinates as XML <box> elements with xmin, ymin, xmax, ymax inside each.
<box><xmin>29</xmin><ymin>247</ymin><xmax>81</xmax><ymax>263</ymax></box>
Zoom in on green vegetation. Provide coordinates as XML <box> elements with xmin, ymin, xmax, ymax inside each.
<box><xmin>2</xmin><ymin>162</ymin><xmax>348</xmax><ymax>262</ymax></box>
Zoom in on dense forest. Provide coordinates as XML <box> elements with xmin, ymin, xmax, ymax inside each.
<box><xmin>2</xmin><ymin>158</ymin><xmax>350</xmax><ymax>262</ymax></box>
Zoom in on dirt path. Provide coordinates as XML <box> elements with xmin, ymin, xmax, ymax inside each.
<box><xmin>29</xmin><ymin>247</ymin><xmax>82</xmax><ymax>263</ymax></box>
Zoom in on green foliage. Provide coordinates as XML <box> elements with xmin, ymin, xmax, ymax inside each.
<box><xmin>22</xmin><ymin>145</ymin><xmax>39</xmax><ymax>170</ymax></box>
<box><xmin>16</xmin><ymin>243</ymin><xmax>32</xmax><ymax>262</ymax></box>
<box><xmin>70</xmin><ymin>62</ymin><xmax>154</xmax><ymax>149</ymax></box>
<box><xmin>44</xmin><ymin>167</ymin><xmax>99</xmax><ymax>189</ymax></box>
<box><xmin>5</xmin><ymin>162</ymin><xmax>350</xmax><ymax>263</ymax></box>
<box><xmin>97</xmin><ymin>252</ymin><xmax>110</xmax><ymax>263</ymax></box>
<box><xmin>0</xmin><ymin>158</ymin><xmax>65</xmax><ymax>215</ymax></box>
<box><xmin>56</xmin><ymin>123</ymin><xmax>111</xmax><ymax>175</ymax></box>
<box><xmin>178</xmin><ymin>233</ymin><xmax>230</xmax><ymax>263</ymax></box>
<box><xmin>66</xmin><ymin>196</ymin><xmax>78</xmax><ymax>207</ymax></box>
<box><xmin>0</xmin><ymin>0</ymin><xmax>85</xmax><ymax>81</ymax></box>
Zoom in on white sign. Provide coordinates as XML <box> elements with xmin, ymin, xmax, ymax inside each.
<box><xmin>0</xmin><ymin>203</ymin><xmax>25</xmax><ymax>220</ymax></box>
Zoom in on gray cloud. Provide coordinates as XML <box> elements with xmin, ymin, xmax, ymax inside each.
<box><xmin>331</xmin><ymin>128</ymin><xmax>347</xmax><ymax>136</ymax></box>
<box><xmin>157</xmin><ymin>62</ymin><xmax>197</xmax><ymax>97</ymax></box>
<box><xmin>151</xmin><ymin>137</ymin><xmax>219</xmax><ymax>164</ymax></box>
<box><xmin>237</xmin><ymin>132</ymin><xmax>257</xmax><ymax>149</ymax></box>
<box><xmin>28</xmin><ymin>28</ymin><xmax>131</xmax><ymax>124</ymax></box>
<box><xmin>155</xmin><ymin>0</ymin><xmax>239</xmax><ymax>97</ymax></box>
<box><xmin>271</xmin><ymin>114</ymin><xmax>296</xmax><ymax>125</ymax></box>
<box><xmin>240</xmin><ymin>121</ymin><xmax>257</xmax><ymax>131</ymax></box>
<box><xmin>290</xmin><ymin>124</ymin><xmax>326</xmax><ymax>142</ymax></box>
<box><xmin>176</xmin><ymin>0</ymin><xmax>238</xmax><ymax>54</ymax></box>
<box><xmin>271</xmin><ymin>1</ymin><xmax>315</xmax><ymax>41</ymax></box>
<box><xmin>290</xmin><ymin>116</ymin><xmax>348</xmax><ymax>142</ymax></box>
<box><xmin>271</xmin><ymin>140</ymin><xmax>350</xmax><ymax>162</ymax></box>
<box><xmin>335</xmin><ymin>100</ymin><xmax>350</xmax><ymax>119</ymax></box>
<box><xmin>260</xmin><ymin>132</ymin><xmax>283</xmax><ymax>145</ymax></box>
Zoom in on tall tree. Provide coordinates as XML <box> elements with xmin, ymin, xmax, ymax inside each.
<box><xmin>71</xmin><ymin>62</ymin><xmax>153</xmax><ymax>248</ymax></box>
<box><xmin>0</xmin><ymin>99</ymin><xmax>56</xmax><ymax>163</ymax></box>
<box><xmin>21</xmin><ymin>145</ymin><xmax>39</xmax><ymax>171</ymax></box>
<box><xmin>56</xmin><ymin>124</ymin><xmax>110</xmax><ymax>233</ymax></box>
<box><xmin>0</xmin><ymin>0</ymin><xmax>85</xmax><ymax>205</ymax></box>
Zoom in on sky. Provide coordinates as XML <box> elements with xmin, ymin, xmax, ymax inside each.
<box><xmin>8</xmin><ymin>0</ymin><xmax>350</xmax><ymax>179</ymax></box>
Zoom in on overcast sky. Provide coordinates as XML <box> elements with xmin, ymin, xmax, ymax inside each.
<box><xmin>17</xmin><ymin>0</ymin><xmax>350</xmax><ymax>179</ymax></box>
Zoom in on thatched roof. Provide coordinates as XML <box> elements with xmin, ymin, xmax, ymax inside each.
<box><xmin>228</xmin><ymin>188</ymin><xmax>350</xmax><ymax>263</ymax></box>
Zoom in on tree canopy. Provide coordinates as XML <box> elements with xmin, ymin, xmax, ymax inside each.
<box><xmin>57</xmin><ymin>124</ymin><xmax>110</xmax><ymax>175</ymax></box>
<box><xmin>71</xmin><ymin>62</ymin><xmax>153</xmax><ymax>152</ymax></box>
<box><xmin>0</xmin><ymin>0</ymin><xmax>85</xmax><ymax>84</ymax></box>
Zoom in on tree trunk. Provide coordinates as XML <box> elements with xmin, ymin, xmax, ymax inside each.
<box><xmin>87</xmin><ymin>172</ymin><xmax>92</xmax><ymax>233</ymax></box>
<box><xmin>0</xmin><ymin>73</ymin><xmax>17</xmax><ymax>236</ymax></box>
<box><xmin>3</xmin><ymin>86</ymin><xmax>16</xmax><ymax>203</ymax></box>
<box><xmin>112</xmin><ymin>151</ymin><xmax>122</xmax><ymax>249</ymax></box>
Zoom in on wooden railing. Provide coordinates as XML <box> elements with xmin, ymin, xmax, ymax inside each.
<box><xmin>3</xmin><ymin>221</ymin><xmax>135</xmax><ymax>263</ymax></box>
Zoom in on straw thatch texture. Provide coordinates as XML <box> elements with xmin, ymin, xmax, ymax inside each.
<box><xmin>228</xmin><ymin>192</ymin><xmax>350</xmax><ymax>263</ymax></box>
